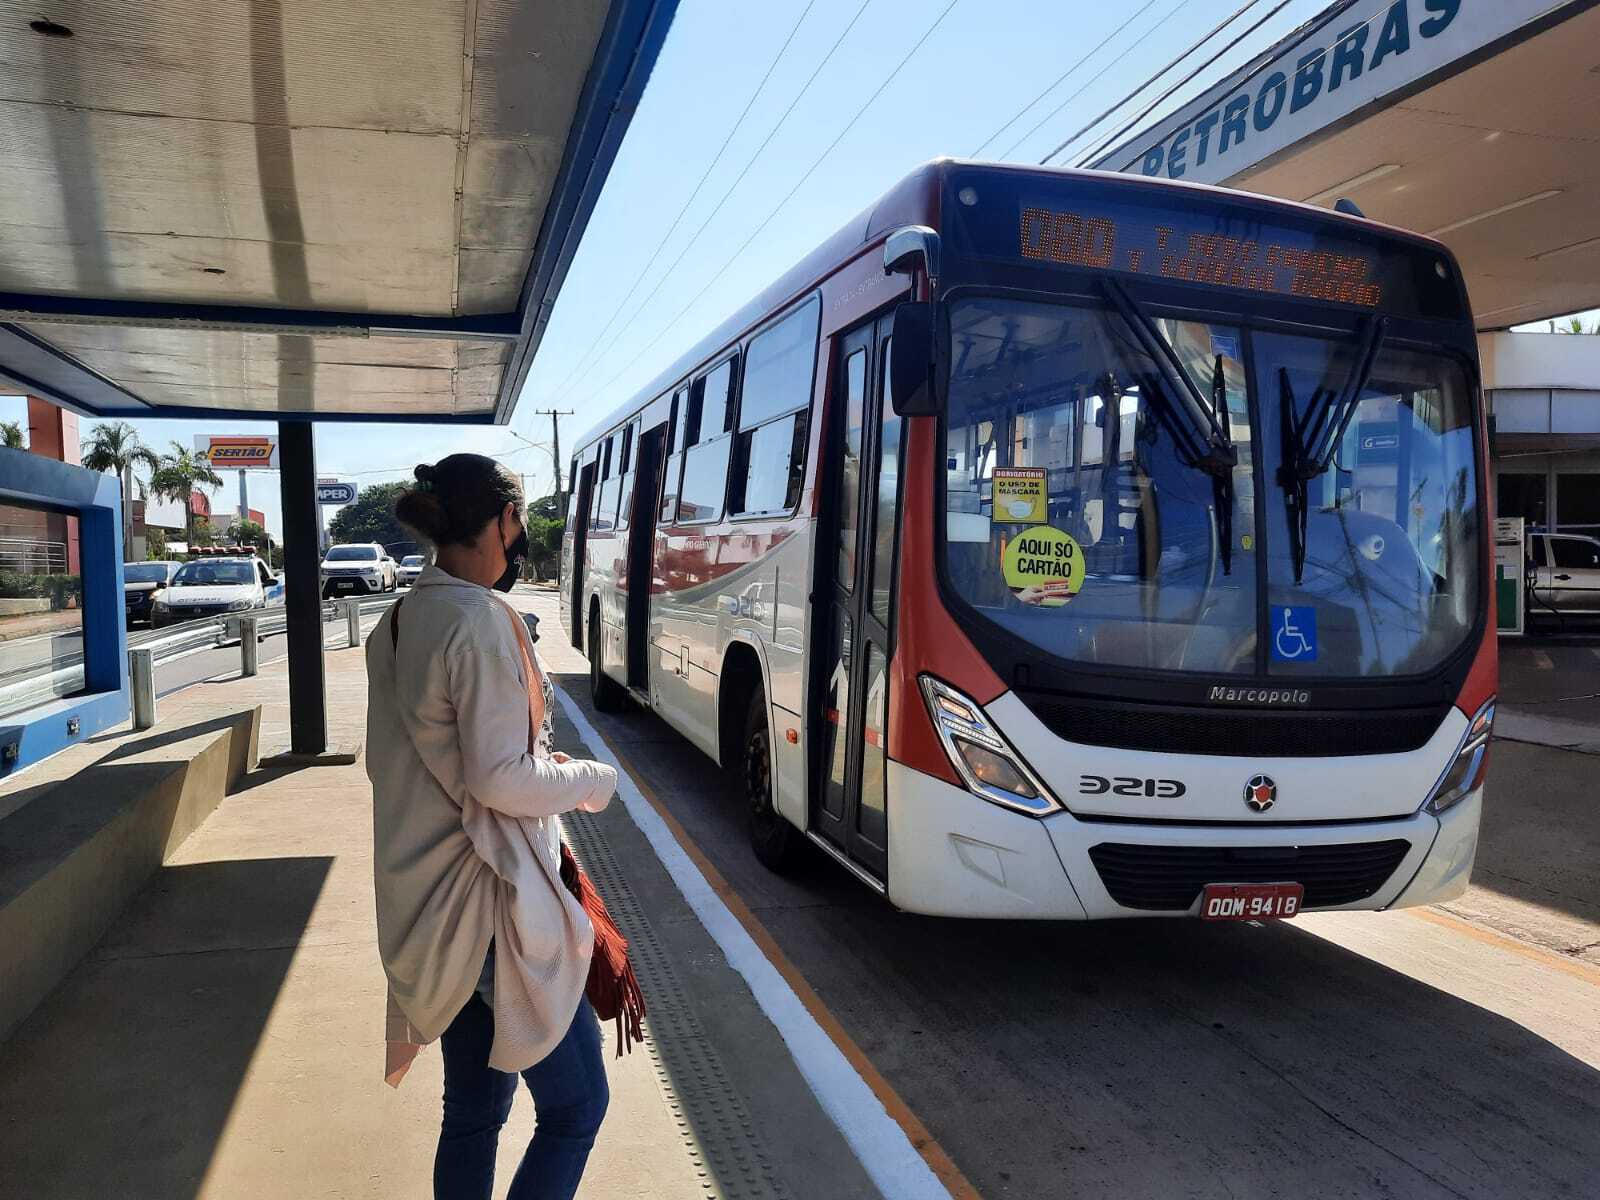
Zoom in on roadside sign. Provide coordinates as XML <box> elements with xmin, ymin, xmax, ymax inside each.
<box><xmin>316</xmin><ymin>482</ymin><xmax>356</xmax><ymax>505</ymax></box>
<box><xmin>194</xmin><ymin>434</ymin><xmax>279</xmax><ymax>469</ymax></box>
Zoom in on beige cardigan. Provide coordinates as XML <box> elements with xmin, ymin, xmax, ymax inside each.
<box><xmin>365</xmin><ymin>565</ymin><xmax>617</xmax><ymax>1079</ymax></box>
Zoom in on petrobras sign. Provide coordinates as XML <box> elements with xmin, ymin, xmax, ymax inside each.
<box><xmin>1092</xmin><ymin>1</ymin><xmax>1577</xmax><ymax>186</ymax></box>
<box><xmin>194</xmin><ymin>434</ymin><xmax>279</xmax><ymax>470</ymax></box>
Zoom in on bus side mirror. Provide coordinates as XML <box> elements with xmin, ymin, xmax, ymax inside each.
<box><xmin>889</xmin><ymin>301</ymin><xmax>941</xmax><ymax>418</ymax></box>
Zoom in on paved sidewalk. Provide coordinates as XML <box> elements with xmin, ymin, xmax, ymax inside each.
<box><xmin>0</xmin><ymin>619</ymin><xmax>882</xmax><ymax>1198</ymax></box>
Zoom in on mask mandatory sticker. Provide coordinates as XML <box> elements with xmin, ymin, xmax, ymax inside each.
<box><xmin>992</xmin><ymin>467</ymin><xmax>1048</xmax><ymax>523</ymax></box>
<box><xmin>1002</xmin><ymin>526</ymin><xmax>1085</xmax><ymax>607</ymax></box>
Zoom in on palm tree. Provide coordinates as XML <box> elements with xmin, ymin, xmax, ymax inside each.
<box><xmin>149</xmin><ymin>442</ymin><xmax>224</xmax><ymax>547</ymax></box>
<box><xmin>81</xmin><ymin>421</ymin><xmax>161</xmax><ymax>555</ymax></box>
<box><xmin>0</xmin><ymin>420</ymin><xmax>23</xmax><ymax>449</ymax></box>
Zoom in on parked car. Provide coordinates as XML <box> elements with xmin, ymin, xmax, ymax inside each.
<box><xmin>396</xmin><ymin>554</ymin><xmax>426</xmax><ymax>587</ymax></box>
<box><xmin>320</xmin><ymin>543</ymin><xmax>396</xmax><ymax>597</ymax></box>
<box><xmin>123</xmin><ymin>560</ymin><xmax>179</xmax><ymax>627</ymax></box>
<box><xmin>1528</xmin><ymin>530</ymin><xmax>1600</xmax><ymax>612</ymax></box>
<box><xmin>151</xmin><ymin>556</ymin><xmax>276</xmax><ymax>627</ymax></box>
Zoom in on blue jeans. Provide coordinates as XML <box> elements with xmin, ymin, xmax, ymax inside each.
<box><xmin>434</xmin><ymin>993</ymin><xmax>609</xmax><ymax>1200</ymax></box>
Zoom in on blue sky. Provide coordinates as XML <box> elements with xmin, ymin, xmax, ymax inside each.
<box><xmin>1</xmin><ymin>0</ymin><xmax>1586</xmax><ymax>538</ymax></box>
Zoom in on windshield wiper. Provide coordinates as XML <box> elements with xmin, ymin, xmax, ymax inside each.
<box><xmin>1210</xmin><ymin>353</ymin><xmax>1234</xmax><ymax>575</ymax></box>
<box><xmin>1277</xmin><ymin>315</ymin><xmax>1389</xmax><ymax>583</ymax></box>
<box><xmin>1103</xmin><ymin>280</ymin><xmax>1238</xmax><ymax>575</ymax></box>
<box><xmin>1102</xmin><ymin>280</ymin><xmax>1237</xmax><ymax>477</ymax></box>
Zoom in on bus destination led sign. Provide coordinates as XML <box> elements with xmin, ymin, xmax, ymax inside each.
<box><xmin>1019</xmin><ymin>205</ymin><xmax>1382</xmax><ymax>308</ymax></box>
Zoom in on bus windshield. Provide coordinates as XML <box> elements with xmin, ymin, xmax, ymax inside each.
<box><xmin>941</xmin><ymin>295</ymin><xmax>1479</xmax><ymax>679</ymax></box>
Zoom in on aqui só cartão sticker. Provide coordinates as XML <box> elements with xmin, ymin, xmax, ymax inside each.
<box><xmin>992</xmin><ymin>466</ymin><xmax>1048</xmax><ymax>523</ymax></box>
<box><xmin>1002</xmin><ymin>525</ymin><xmax>1085</xmax><ymax>607</ymax></box>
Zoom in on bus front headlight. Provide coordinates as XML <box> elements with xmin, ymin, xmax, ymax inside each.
<box><xmin>1424</xmin><ymin>699</ymin><xmax>1494</xmax><ymax>815</ymax></box>
<box><xmin>919</xmin><ymin>675</ymin><xmax>1060</xmax><ymax>816</ymax></box>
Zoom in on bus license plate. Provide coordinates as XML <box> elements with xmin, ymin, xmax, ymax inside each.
<box><xmin>1200</xmin><ymin>882</ymin><xmax>1304</xmax><ymax>921</ymax></box>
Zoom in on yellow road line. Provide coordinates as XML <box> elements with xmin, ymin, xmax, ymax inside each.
<box><xmin>1408</xmin><ymin>907</ymin><xmax>1600</xmax><ymax>986</ymax></box>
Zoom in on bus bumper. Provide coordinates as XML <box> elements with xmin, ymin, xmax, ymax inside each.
<box><xmin>885</xmin><ymin>763</ymin><xmax>1482</xmax><ymax>920</ymax></box>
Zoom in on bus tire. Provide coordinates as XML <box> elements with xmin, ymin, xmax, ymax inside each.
<box><xmin>745</xmin><ymin>687</ymin><xmax>800</xmax><ymax>873</ymax></box>
<box><xmin>588</xmin><ymin>609</ymin><xmax>626</xmax><ymax>714</ymax></box>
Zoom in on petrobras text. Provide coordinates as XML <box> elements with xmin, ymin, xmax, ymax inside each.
<box><xmin>1098</xmin><ymin>1</ymin><xmax>1559</xmax><ymax>186</ymax></box>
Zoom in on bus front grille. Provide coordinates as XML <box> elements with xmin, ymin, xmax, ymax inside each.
<box><xmin>1087</xmin><ymin>840</ymin><xmax>1412</xmax><ymax>911</ymax></box>
<box><xmin>1017</xmin><ymin>695</ymin><xmax>1443</xmax><ymax>757</ymax></box>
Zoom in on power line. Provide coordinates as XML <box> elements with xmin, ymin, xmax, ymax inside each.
<box><xmin>574</xmin><ymin>0</ymin><xmax>963</xmax><ymax>416</ymax></box>
<box><xmin>545</xmin><ymin>0</ymin><xmax>877</xmax><ymax>411</ymax></box>
<box><xmin>970</xmin><ymin>0</ymin><xmax>1162</xmax><ymax>159</ymax></box>
<box><xmin>1034</xmin><ymin>0</ymin><xmax>1267</xmax><ymax>167</ymax></box>
<box><xmin>1079</xmin><ymin>0</ymin><xmax>1403</xmax><ymax>170</ymax></box>
<box><xmin>1069</xmin><ymin>0</ymin><xmax>1298</xmax><ymax>168</ymax></box>
<box><xmin>996</xmin><ymin>0</ymin><xmax>1187</xmax><ymax>162</ymax></box>
<box><xmin>539</xmin><ymin>0</ymin><xmax>821</xmax><ymax>408</ymax></box>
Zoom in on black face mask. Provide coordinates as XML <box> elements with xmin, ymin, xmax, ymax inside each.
<box><xmin>494</xmin><ymin>521</ymin><xmax>529</xmax><ymax>593</ymax></box>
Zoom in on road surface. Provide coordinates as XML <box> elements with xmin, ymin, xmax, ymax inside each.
<box><xmin>513</xmin><ymin>591</ymin><xmax>1600</xmax><ymax>1200</ymax></box>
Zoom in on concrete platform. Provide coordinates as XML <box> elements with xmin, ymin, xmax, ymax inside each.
<box><xmin>0</xmin><ymin>633</ymin><xmax>886</xmax><ymax>1199</ymax></box>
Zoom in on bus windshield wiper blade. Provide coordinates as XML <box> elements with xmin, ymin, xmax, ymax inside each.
<box><xmin>1211</xmin><ymin>353</ymin><xmax>1234</xmax><ymax>576</ymax></box>
<box><xmin>1102</xmin><ymin>279</ymin><xmax>1237</xmax><ymax>477</ymax></box>
<box><xmin>1279</xmin><ymin>368</ymin><xmax>1311</xmax><ymax>584</ymax></box>
<box><xmin>1291</xmin><ymin>314</ymin><xmax>1388</xmax><ymax>482</ymax></box>
<box><xmin>1277</xmin><ymin>315</ymin><xmax>1388</xmax><ymax>584</ymax></box>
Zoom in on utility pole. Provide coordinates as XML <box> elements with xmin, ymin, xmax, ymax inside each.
<box><xmin>533</xmin><ymin>408</ymin><xmax>572</xmax><ymax>516</ymax></box>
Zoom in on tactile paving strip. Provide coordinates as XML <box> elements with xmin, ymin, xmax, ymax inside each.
<box><xmin>564</xmin><ymin>807</ymin><xmax>792</xmax><ymax>1200</ymax></box>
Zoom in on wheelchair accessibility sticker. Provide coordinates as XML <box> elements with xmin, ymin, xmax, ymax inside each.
<box><xmin>1271</xmin><ymin>605</ymin><xmax>1318</xmax><ymax>663</ymax></box>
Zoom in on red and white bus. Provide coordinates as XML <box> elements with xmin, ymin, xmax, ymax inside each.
<box><xmin>561</xmin><ymin>160</ymin><xmax>1494</xmax><ymax>921</ymax></box>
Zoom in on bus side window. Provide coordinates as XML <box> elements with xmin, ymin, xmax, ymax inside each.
<box><xmin>868</xmin><ymin>337</ymin><xmax>900</xmax><ymax>625</ymax></box>
<box><xmin>660</xmin><ymin>390</ymin><xmax>686</xmax><ymax>524</ymax></box>
<box><xmin>616</xmin><ymin>419</ymin><xmax>638</xmax><ymax>531</ymax></box>
<box><xmin>587</xmin><ymin>442</ymin><xmax>606</xmax><ymax>530</ymax></box>
<box><xmin>565</xmin><ymin>457</ymin><xmax>580</xmax><ymax>530</ymax></box>
<box><xmin>680</xmin><ymin>358</ymin><xmax>736</xmax><ymax>523</ymax></box>
<box><xmin>732</xmin><ymin>297</ymin><xmax>819</xmax><ymax>517</ymax></box>
<box><xmin>596</xmin><ymin>435</ymin><xmax>619</xmax><ymax>531</ymax></box>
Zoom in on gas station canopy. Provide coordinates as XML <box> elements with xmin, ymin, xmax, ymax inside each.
<box><xmin>0</xmin><ymin>0</ymin><xmax>675</xmax><ymax>424</ymax></box>
<box><xmin>1092</xmin><ymin>0</ymin><xmax>1600</xmax><ymax>331</ymax></box>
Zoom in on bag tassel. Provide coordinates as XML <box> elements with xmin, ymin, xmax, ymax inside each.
<box><xmin>560</xmin><ymin>842</ymin><xmax>646</xmax><ymax>1057</ymax></box>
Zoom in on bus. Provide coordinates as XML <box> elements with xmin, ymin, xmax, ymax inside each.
<box><xmin>561</xmin><ymin>160</ymin><xmax>1493</xmax><ymax>921</ymax></box>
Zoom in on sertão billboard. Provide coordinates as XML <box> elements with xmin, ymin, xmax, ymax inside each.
<box><xmin>193</xmin><ymin>435</ymin><xmax>279</xmax><ymax>470</ymax></box>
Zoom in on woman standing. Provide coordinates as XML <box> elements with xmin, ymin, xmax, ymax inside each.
<box><xmin>366</xmin><ymin>453</ymin><xmax>619</xmax><ymax>1200</ymax></box>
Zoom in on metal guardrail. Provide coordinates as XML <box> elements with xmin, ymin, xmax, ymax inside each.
<box><xmin>0</xmin><ymin>536</ymin><xmax>68</xmax><ymax>574</ymax></box>
<box><xmin>1</xmin><ymin>594</ymin><xmax>397</xmax><ymax>725</ymax></box>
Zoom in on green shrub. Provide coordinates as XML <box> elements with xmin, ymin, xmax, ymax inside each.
<box><xmin>0</xmin><ymin>571</ymin><xmax>81</xmax><ymax>608</ymax></box>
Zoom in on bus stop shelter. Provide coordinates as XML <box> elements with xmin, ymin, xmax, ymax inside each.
<box><xmin>0</xmin><ymin>0</ymin><xmax>676</xmax><ymax>755</ymax></box>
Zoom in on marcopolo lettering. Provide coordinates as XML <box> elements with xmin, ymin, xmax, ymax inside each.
<box><xmin>1137</xmin><ymin>0</ymin><xmax>1460</xmax><ymax>180</ymax></box>
<box><xmin>1208</xmin><ymin>686</ymin><xmax>1313</xmax><ymax>706</ymax></box>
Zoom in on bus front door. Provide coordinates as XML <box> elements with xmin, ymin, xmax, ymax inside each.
<box><xmin>811</xmin><ymin>316</ymin><xmax>894</xmax><ymax>882</ymax></box>
<box><xmin>626</xmin><ymin>424</ymin><xmax>666</xmax><ymax>688</ymax></box>
<box><xmin>569</xmin><ymin>462</ymin><xmax>595</xmax><ymax>650</ymax></box>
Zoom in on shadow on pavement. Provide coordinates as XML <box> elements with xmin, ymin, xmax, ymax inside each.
<box><xmin>0</xmin><ymin>854</ymin><xmax>333</xmax><ymax>1198</ymax></box>
<box><xmin>1466</xmin><ymin>740</ymin><xmax>1600</xmax><ymax>930</ymax></box>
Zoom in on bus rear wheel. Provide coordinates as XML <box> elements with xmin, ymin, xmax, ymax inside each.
<box><xmin>588</xmin><ymin>611</ymin><xmax>626</xmax><ymax>713</ymax></box>
<box><xmin>745</xmin><ymin>688</ymin><xmax>800</xmax><ymax>873</ymax></box>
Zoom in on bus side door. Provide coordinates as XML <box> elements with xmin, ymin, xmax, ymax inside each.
<box><xmin>810</xmin><ymin>315</ymin><xmax>897</xmax><ymax>881</ymax></box>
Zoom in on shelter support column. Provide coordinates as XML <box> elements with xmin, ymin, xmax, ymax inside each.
<box><xmin>278</xmin><ymin>420</ymin><xmax>326</xmax><ymax>754</ymax></box>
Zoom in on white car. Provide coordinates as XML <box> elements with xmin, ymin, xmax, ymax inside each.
<box><xmin>151</xmin><ymin>557</ymin><xmax>276</xmax><ymax>627</ymax></box>
<box><xmin>1528</xmin><ymin>531</ymin><xmax>1600</xmax><ymax>612</ymax></box>
<box><xmin>396</xmin><ymin>554</ymin><xmax>426</xmax><ymax>587</ymax></box>
<box><xmin>320</xmin><ymin>543</ymin><xmax>396</xmax><ymax>597</ymax></box>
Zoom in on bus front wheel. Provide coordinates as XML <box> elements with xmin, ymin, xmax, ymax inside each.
<box><xmin>745</xmin><ymin>688</ymin><xmax>800</xmax><ymax>873</ymax></box>
<box><xmin>588</xmin><ymin>612</ymin><xmax>626</xmax><ymax>713</ymax></box>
